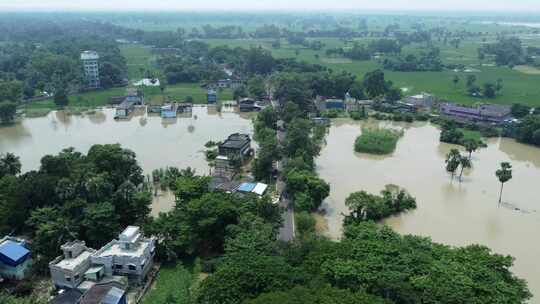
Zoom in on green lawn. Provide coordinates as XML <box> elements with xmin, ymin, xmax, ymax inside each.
<box><xmin>120</xmin><ymin>44</ymin><xmax>159</xmax><ymax>80</ymax></box>
<box><xmin>458</xmin><ymin>128</ymin><xmax>484</xmax><ymax>142</ymax></box>
<box><xmin>142</xmin><ymin>261</ymin><xmax>200</xmax><ymax>304</ymax></box>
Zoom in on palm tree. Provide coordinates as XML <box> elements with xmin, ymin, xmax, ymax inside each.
<box><xmin>445</xmin><ymin>149</ymin><xmax>461</xmax><ymax>181</ymax></box>
<box><xmin>458</xmin><ymin>156</ymin><xmax>472</xmax><ymax>182</ymax></box>
<box><xmin>463</xmin><ymin>139</ymin><xmax>479</xmax><ymax>160</ymax></box>
<box><xmin>495</xmin><ymin>162</ymin><xmax>513</xmax><ymax>204</ymax></box>
<box><xmin>0</xmin><ymin>152</ymin><xmax>21</xmax><ymax>177</ymax></box>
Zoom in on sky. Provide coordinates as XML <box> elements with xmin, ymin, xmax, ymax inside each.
<box><xmin>1</xmin><ymin>0</ymin><xmax>540</xmax><ymax>12</ymax></box>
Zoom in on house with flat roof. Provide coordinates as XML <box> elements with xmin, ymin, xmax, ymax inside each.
<box><xmin>440</xmin><ymin>103</ymin><xmax>512</xmax><ymax>124</ymax></box>
<box><xmin>91</xmin><ymin>226</ymin><xmax>156</xmax><ymax>284</ymax></box>
<box><xmin>0</xmin><ymin>236</ymin><xmax>32</xmax><ymax>280</ymax></box>
<box><xmin>49</xmin><ymin>241</ymin><xmax>96</xmax><ymax>289</ymax></box>
<box><xmin>50</xmin><ymin>226</ymin><xmax>155</xmax><ymax>293</ymax></box>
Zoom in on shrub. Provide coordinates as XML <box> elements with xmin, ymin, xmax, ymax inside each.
<box><xmin>355</xmin><ymin>128</ymin><xmax>403</xmax><ymax>155</ymax></box>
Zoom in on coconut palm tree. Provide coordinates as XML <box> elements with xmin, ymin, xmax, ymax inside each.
<box><xmin>445</xmin><ymin>149</ymin><xmax>461</xmax><ymax>181</ymax></box>
<box><xmin>496</xmin><ymin>162</ymin><xmax>513</xmax><ymax>204</ymax></box>
<box><xmin>458</xmin><ymin>156</ymin><xmax>472</xmax><ymax>182</ymax></box>
<box><xmin>0</xmin><ymin>152</ymin><xmax>21</xmax><ymax>178</ymax></box>
<box><xmin>463</xmin><ymin>139</ymin><xmax>479</xmax><ymax>160</ymax></box>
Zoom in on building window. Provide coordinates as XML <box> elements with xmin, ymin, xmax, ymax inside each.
<box><xmin>114</xmin><ymin>264</ymin><xmax>123</xmax><ymax>270</ymax></box>
<box><xmin>74</xmin><ymin>275</ymin><xmax>79</xmax><ymax>281</ymax></box>
<box><xmin>65</xmin><ymin>276</ymin><xmax>71</xmax><ymax>282</ymax></box>
<box><xmin>128</xmin><ymin>265</ymin><xmax>137</xmax><ymax>271</ymax></box>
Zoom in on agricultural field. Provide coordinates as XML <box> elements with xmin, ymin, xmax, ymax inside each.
<box><xmin>207</xmin><ymin>28</ymin><xmax>540</xmax><ymax>106</ymax></box>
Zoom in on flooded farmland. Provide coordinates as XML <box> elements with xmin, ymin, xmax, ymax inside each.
<box><xmin>317</xmin><ymin>119</ymin><xmax>540</xmax><ymax>302</ymax></box>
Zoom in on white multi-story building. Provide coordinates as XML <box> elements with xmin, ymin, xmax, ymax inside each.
<box><xmin>49</xmin><ymin>226</ymin><xmax>156</xmax><ymax>291</ymax></box>
<box><xmin>91</xmin><ymin>226</ymin><xmax>156</xmax><ymax>283</ymax></box>
<box><xmin>81</xmin><ymin>51</ymin><xmax>100</xmax><ymax>89</ymax></box>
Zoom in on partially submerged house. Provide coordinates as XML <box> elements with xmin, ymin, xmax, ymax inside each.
<box><xmin>315</xmin><ymin>96</ymin><xmax>345</xmax><ymax>112</ymax></box>
<box><xmin>440</xmin><ymin>103</ymin><xmax>512</xmax><ymax>124</ymax></box>
<box><xmin>238</xmin><ymin>98</ymin><xmax>261</xmax><ymax>112</ymax></box>
<box><xmin>402</xmin><ymin>93</ymin><xmax>435</xmax><ymax>111</ymax></box>
<box><xmin>115</xmin><ymin>100</ymin><xmax>135</xmax><ymax>119</ymax></box>
<box><xmin>0</xmin><ymin>236</ymin><xmax>32</xmax><ymax>280</ymax></box>
<box><xmin>207</xmin><ymin>89</ymin><xmax>217</xmax><ymax>104</ymax></box>
<box><xmin>161</xmin><ymin>104</ymin><xmax>177</xmax><ymax>118</ymax></box>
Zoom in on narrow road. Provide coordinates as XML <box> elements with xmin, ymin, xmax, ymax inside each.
<box><xmin>275</xmin><ymin>119</ymin><xmax>295</xmax><ymax>241</ymax></box>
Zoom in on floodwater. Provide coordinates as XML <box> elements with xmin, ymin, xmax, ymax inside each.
<box><xmin>0</xmin><ymin>106</ymin><xmax>254</xmax><ymax>215</ymax></box>
<box><xmin>317</xmin><ymin>119</ymin><xmax>540</xmax><ymax>302</ymax></box>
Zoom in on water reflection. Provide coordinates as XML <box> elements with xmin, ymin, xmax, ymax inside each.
<box><xmin>87</xmin><ymin>111</ymin><xmax>107</xmax><ymax>125</ymax></box>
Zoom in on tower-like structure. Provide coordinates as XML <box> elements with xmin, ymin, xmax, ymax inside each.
<box><xmin>81</xmin><ymin>50</ymin><xmax>100</xmax><ymax>89</ymax></box>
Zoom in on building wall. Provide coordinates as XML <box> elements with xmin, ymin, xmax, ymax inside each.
<box><xmin>0</xmin><ymin>258</ymin><xmax>32</xmax><ymax>280</ymax></box>
<box><xmin>50</xmin><ymin>262</ymin><xmax>90</xmax><ymax>289</ymax></box>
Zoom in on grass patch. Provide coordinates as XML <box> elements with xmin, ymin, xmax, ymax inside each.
<box><xmin>355</xmin><ymin>128</ymin><xmax>403</xmax><ymax>155</ymax></box>
<box><xmin>458</xmin><ymin>128</ymin><xmax>483</xmax><ymax>142</ymax></box>
<box><xmin>142</xmin><ymin>260</ymin><xmax>200</xmax><ymax>304</ymax></box>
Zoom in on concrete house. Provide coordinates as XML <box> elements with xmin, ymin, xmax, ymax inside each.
<box><xmin>0</xmin><ymin>236</ymin><xmax>32</xmax><ymax>280</ymax></box>
<box><xmin>218</xmin><ymin>133</ymin><xmax>252</xmax><ymax>161</ymax></box>
<box><xmin>207</xmin><ymin>89</ymin><xmax>217</xmax><ymax>104</ymax></box>
<box><xmin>50</xmin><ymin>241</ymin><xmax>96</xmax><ymax>289</ymax></box>
<box><xmin>115</xmin><ymin>101</ymin><xmax>135</xmax><ymax>119</ymax></box>
<box><xmin>81</xmin><ymin>51</ymin><xmax>100</xmax><ymax>89</ymax></box>
<box><xmin>91</xmin><ymin>226</ymin><xmax>156</xmax><ymax>283</ymax></box>
<box><xmin>440</xmin><ymin>103</ymin><xmax>512</xmax><ymax>124</ymax></box>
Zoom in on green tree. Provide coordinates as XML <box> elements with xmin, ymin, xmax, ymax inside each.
<box><xmin>483</xmin><ymin>82</ymin><xmax>497</xmax><ymax>99</ymax></box>
<box><xmin>348</xmin><ymin>81</ymin><xmax>366</xmax><ymax>100</ymax></box>
<box><xmin>173</xmin><ymin>175</ymin><xmax>210</xmax><ymax>203</ymax></box>
<box><xmin>0</xmin><ymin>101</ymin><xmax>17</xmax><ymax>124</ymax></box>
<box><xmin>496</xmin><ymin>162</ymin><xmax>513</xmax><ymax>204</ymax></box>
<box><xmin>196</xmin><ymin>254</ymin><xmax>300</xmax><ymax>304</ymax></box>
<box><xmin>295</xmin><ymin>212</ymin><xmax>316</xmax><ymax>236</ymax></box>
<box><xmin>0</xmin><ymin>153</ymin><xmax>21</xmax><ymax>178</ymax></box>
<box><xmin>363</xmin><ymin>69</ymin><xmax>389</xmax><ymax>98</ymax></box>
<box><xmin>82</xmin><ymin>201</ymin><xmax>121</xmax><ymax>248</ymax></box>
<box><xmin>54</xmin><ymin>86</ymin><xmax>69</xmax><ymax>107</ymax></box>
<box><xmin>248</xmin><ymin>75</ymin><xmax>266</xmax><ymax>100</ymax></box>
<box><xmin>452</xmin><ymin>75</ymin><xmax>460</xmax><ymax>88</ymax></box>
<box><xmin>445</xmin><ymin>149</ymin><xmax>461</xmax><ymax>181</ymax></box>
<box><xmin>458</xmin><ymin>155</ymin><xmax>472</xmax><ymax>182</ymax></box>
<box><xmin>233</xmin><ymin>85</ymin><xmax>248</xmax><ymax>101</ymax></box>
<box><xmin>463</xmin><ymin>139</ymin><xmax>479</xmax><ymax>159</ymax></box>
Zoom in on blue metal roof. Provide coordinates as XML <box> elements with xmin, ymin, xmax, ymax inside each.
<box><xmin>0</xmin><ymin>240</ymin><xmax>30</xmax><ymax>267</ymax></box>
<box><xmin>237</xmin><ymin>182</ymin><xmax>256</xmax><ymax>193</ymax></box>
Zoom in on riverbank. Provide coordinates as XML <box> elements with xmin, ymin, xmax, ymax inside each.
<box><xmin>21</xmin><ymin>83</ymin><xmax>234</xmax><ymax>117</ymax></box>
<box><xmin>316</xmin><ymin>118</ymin><xmax>540</xmax><ymax>302</ymax></box>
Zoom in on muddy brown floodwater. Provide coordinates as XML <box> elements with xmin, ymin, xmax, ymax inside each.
<box><xmin>0</xmin><ymin>106</ymin><xmax>254</xmax><ymax>215</ymax></box>
<box><xmin>317</xmin><ymin>119</ymin><xmax>540</xmax><ymax>303</ymax></box>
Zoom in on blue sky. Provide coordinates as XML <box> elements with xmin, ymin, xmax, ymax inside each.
<box><xmin>1</xmin><ymin>0</ymin><xmax>540</xmax><ymax>11</ymax></box>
